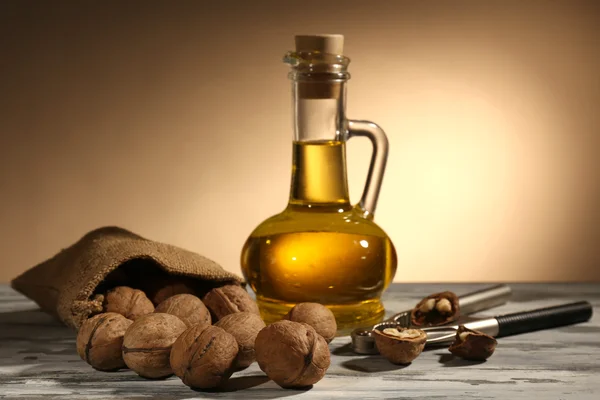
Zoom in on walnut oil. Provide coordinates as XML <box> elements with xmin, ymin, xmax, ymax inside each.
<box><xmin>241</xmin><ymin>141</ymin><xmax>397</xmax><ymax>333</ymax></box>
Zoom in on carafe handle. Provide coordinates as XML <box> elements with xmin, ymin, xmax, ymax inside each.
<box><xmin>347</xmin><ymin>120</ymin><xmax>390</xmax><ymax>219</ymax></box>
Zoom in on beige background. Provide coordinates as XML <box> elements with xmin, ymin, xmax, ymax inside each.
<box><xmin>1</xmin><ymin>1</ymin><xmax>598</xmax><ymax>283</ymax></box>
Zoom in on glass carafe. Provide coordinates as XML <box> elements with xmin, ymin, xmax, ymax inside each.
<box><xmin>241</xmin><ymin>35</ymin><xmax>397</xmax><ymax>333</ymax></box>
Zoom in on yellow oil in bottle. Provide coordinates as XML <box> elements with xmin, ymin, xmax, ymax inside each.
<box><xmin>241</xmin><ymin>141</ymin><xmax>397</xmax><ymax>334</ymax></box>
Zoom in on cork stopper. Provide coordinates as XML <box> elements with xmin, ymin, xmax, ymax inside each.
<box><xmin>295</xmin><ymin>34</ymin><xmax>344</xmax><ymax>55</ymax></box>
<box><xmin>292</xmin><ymin>34</ymin><xmax>346</xmax><ymax>99</ymax></box>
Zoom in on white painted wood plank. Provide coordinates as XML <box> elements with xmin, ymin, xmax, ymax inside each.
<box><xmin>1</xmin><ymin>284</ymin><xmax>598</xmax><ymax>399</ymax></box>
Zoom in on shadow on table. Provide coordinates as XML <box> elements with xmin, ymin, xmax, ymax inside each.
<box><xmin>332</xmin><ymin>340</ymin><xmax>405</xmax><ymax>371</ymax></box>
<box><xmin>3</xmin><ymin>369</ymin><xmax>309</xmax><ymax>400</ymax></box>
<box><xmin>197</xmin><ymin>375</ymin><xmax>308</xmax><ymax>398</ymax></box>
<box><xmin>436</xmin><ymin>353</ymin><xmax>487</xmax><ymax>367</ymax></box>
<box><xmin>341</xmin><ymin>356</ymin><xmax>410</xmax><ymax>373</ymax></box>
<box><xmin>331</xmin><ymin>342</ymin><xmax>358</xmax><ymax>357</ymax></box>
<box><xmin>0</xmin><ymin>308</ymin><xmax>61</xmax><ymax>327</ymax></box>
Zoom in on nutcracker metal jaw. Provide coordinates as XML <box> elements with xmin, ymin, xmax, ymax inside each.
<box><xmin>350</xmin><ymin>284</ymin><xmax>512</xmax><ymax>354</ymax></box>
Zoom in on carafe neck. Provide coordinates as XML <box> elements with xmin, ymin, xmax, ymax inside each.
<box><xmin>292</xmin><ymin>79</ymin><xmax>348</xmax><ymax>142</ymax></box>
<box><xmin>285</xmin><ymin>51</ymin><xmax>350</xmax><ymax>142</ymax></box>
<box><xmin>285</xmin><ymin>50</ymin><xmax>352</xmax><ymax>209</ymax></box>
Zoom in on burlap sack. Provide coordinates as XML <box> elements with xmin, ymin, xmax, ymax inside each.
<box><xmin>11</xmin><ymin>226</ymin><xmax>243</xmax><ymax>330</ymax></box>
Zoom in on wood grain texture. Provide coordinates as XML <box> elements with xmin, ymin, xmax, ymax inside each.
<box><xmin>0</xmin><ymin>283</ymin><xmax>598</xmax><ymax>399</ymax></box>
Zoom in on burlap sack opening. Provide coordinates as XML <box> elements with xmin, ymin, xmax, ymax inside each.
<box><xmin>11</xmin><ymin>226</ymin><xmax>243</xmax><ymax>330</ymax></box>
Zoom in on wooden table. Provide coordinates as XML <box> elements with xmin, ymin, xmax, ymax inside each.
<box><xmin>1</xmin><ymin>283</ymin><xmax>598</xmax><ymax>399</ymax></box>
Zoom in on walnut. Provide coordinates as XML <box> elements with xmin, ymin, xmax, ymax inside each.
<box><xmin>202</xmin><ymin>285</ymin><xmax>260</xmax><ymax>321</ymax></box>
<box><xmin>143</xmin><ymin>277</ymin><xmax>199</xmax><ymax>306</ymax></box>
<box><xmin>448</xmin><ymin>325</ymin><xmax>497</xmax><ymax>361</ymax></box>
<box><xmin>373</xmin><ymin>327</ymin><xmax>427</xmax><ymax>365</ymax></box>
<box><xmin>255</xmin><ymin>320</ymin><xmax>330</xmax><ymax>388</ymax></box>
<box><xmin>76</xmin><ymin>312</ymin><xmax>132</xmax><ymax>371</ymax></box>
<box><xmin>170</xmin><ymin>324</ymin><xmax>238</xmax><ymax>389</ymax></box>
<box><xmin>410</xmin><ymin>291</ymin><xmax>460</xmax><ymax>326</ymax></box>
<box><xmin>103</xmin><ymin>286</ymin><xmax>154</xmax><ymax>321</ymax></box>
<box><xmin>284</xmin><ymin>303</ymin><xmax>337</xmax><ymax>343</ymax></box>
<box><xmin>122</xmin><ymin>313</ymin><xmax>187</xmax><ymax>379</ymax></box>
<box><xmin>154</xmin><ymin>294</ymin><xmax>211</xmax><ymax>328</ymax></box>
<box><xmin>214</xmin><ymin>312</ymin><xmax>266</xmax><ymax>369</ymax></box>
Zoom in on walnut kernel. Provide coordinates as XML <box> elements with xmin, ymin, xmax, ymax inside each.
<box><xmin>418</xmin><ymin>298</ymin><xmax>436</xmax><ymax>313</ymax></box>
<box><xmin>374</xmin><ymin>327</ymin><xmax>426</xmax><ymax>365</ymax></box>
<box><xmin>448</xmin><ymin>325</ymin><xmax>497</xmax><ymax>361</ymax></box>
<box><xmin>411</xmin><ymin>291</ymin><xmax>460</xmax><ymax>326</ymax></box>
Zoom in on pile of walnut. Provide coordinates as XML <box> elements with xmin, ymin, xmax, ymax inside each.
<box><xmin>76</xmin><ymin>283</ymin><xmax>337</xmax><ymax>390</ymax></box>
<box><xmin>374</xmin><ymin>291</ymin><xmax>498</xmax><ymax>365</ymax></box>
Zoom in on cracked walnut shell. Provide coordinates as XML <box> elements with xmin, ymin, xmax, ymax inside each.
<box><xmin>255</xmin><ymin>320</ymin><xmax>330</xmax><ymax>388</ymax></box>
<box><xmin>154</xmin><ymin>294</ymin><xmax>211</xmax><ymax>328</ymax></box>
<box><xmin>449</xmin><ymin>325</ymin><xmax>497</xmax><ymax>361</ymax></box>
<box><xmin>170</xmin><ymin>324</ymin><xmax>239</xmax><ymax>389</ymax></box>
<box><xmin>122</xmin><ymin>313</ymin><xmax>187</xmax><ymax>379</ymax></box>
<box><xmin>103</xmin><ymin>286</ymin><xmax>154</xmax><ymax>321</ymax></box>
<box><xmin>373</xmin><ymin>327</ymin><xmax>427</xmax><ymax>365</ymax></box>
<box><xmin>410</xmin><ymin>291</ymin><xmax>460</xmax><ymax>326</ymax></box>
<box><xmin>76</xmin><ymin>312</ymin><xmax>133</xmax><ymax>371</ymax></box>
